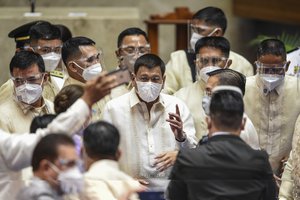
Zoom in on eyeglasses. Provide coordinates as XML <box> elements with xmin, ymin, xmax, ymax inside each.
<box><xmin>57</xmin><ymin>158</ymin><xmax>80</xmax><ymax>168</ymax></box>
<box><xmin>196</xmin><ymin>56</ymin><xmax>227</xmax><ymax>68</ymax></box>
<box><xmin>78</xmin><ymin>52</ymin><xmax>102</xmax><ymax>64</ymax></box>
<box><xmin>255</xmin><ymin>61</ymin><xmax>286</xmax><ymax>75</ymax></box>
<box><xmin>11</xmin><ymin>73</ymin><xmax>45</xmax><ymax>86</ymax></box>
<box><xmin>119</xmin><ymin>45</ymin><xmax>151</xmax><ymax>56</ymax></box>
<box><xmin>32</xmin><ymin>45</ymin><xmax>62</xmax><ymax>54</ymax></box>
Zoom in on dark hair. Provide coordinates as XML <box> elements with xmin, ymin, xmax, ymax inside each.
<box><xmin>30</xmin><ymin>114</ymin><xmax>57</xmax><ymax>133</ymax></box>
<box><xmin>29</xmin><ymin>22</ymin><xmax>61</xmax><ymax>42</ymax></box>
<box><xmin>117</xmin><ymin>27</ymin><xmax>149</xmax><ymax>47</ymax></box>
<box><xmin>31</xmin><ymin>133</ymin><xmax>75</xmax><ymax>171</ymax></box>
<box><xmin>83</xmin><ymin>121</ymin><xmax>120</xmax><ymax>159</ymax></box>
<box><xmin>257</xmin><ymin>39</ymin><xmax>286</xmax><ymax>60</ymax></box>
<box><xmin>192</xmin><ymin>7</ymin><xmax>227</xmax><ymax>34</ymax></box>
<box><xmin>55</xmin><ymin>24</ymin><xmax>72</xmax><ymax>43</ymax></box>
<box><xmin>195</xmin><ymin>36</ymin><xmax>230</xmax><ymax>58</ymax></box>
<box><xmin>62</xmin><ymin>36</ymin><xmax>96</xmax><ymax>66</ymax></box>
<box><xmin>134</xmin><ymin>53</ymin><xmax>165</xmax><ymax>75</ymax></box>
<box><xmin>207</xmin><ymin>69</ymin><xmax>246</xmax><ymax>95</ymax></box>
<box><xmin>9</xmin><ymin>51</ymin><xmax>45</xmax><ymax>74</ymax></box>
<box><xmin>54</xmin><ymin>84</ymin><xmax>84</xmax><ymax>114</ymax></box>
<box><xmin>210</xmin><ymin>90</ymin><xmax>244</xmax><ymax>131</ymax></box>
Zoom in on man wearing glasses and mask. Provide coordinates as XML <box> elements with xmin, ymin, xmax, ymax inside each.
<box><xmin>61</xmin><ymin>36</ymin><xmax>106</xmax><ymax>121</ymax></box>
<box><xmin>0</xmin><ymin>51</ymin><xmax>54</xmax><ymax>134</ymax></box>
<box><xmin>164</xmin><ymin>6</ymin><xmax>253</xmax><ymax>94</ymax></box>
<box><xmin>174</xmin><ymin>36</ymin><xmax>231</xmax><ymax>140</ymax></box>
<box><xmin>244</xmin><ymin>39</ymin><xmax>300</xmax><ymax>181</ymax></box>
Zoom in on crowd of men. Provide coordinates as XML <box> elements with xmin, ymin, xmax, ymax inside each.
<box><xmin>0</xmin><ymin>5</ymin><xmax>299</xmax><ymax>200</ymax></box>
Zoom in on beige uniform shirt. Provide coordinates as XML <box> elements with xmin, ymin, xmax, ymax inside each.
<box><xmin>0</xmin><ymin>78</ymin><xmax>59</xmax><ymax>103</ymax></box>
<box><xmin>175</xmin><ymin>80</ymin><xmax>260</xmax><ymax>149</ymax></box>
<box><xmin>164</xmin><ymin>50</ymin><xmax>254</xmax><ymax>94</ymax></box>
<box><xmin>77</xmin><ymin>160</ymin><xmax>141</xmax><ymax>200</ymax></box>
<box><xmin>279</xmin><ymin>115</ymin><xmax>300</xmax><ymax>200</ymax></box>
<box><xmin>0</xmin><ymin>97</ymin><xmax>54</xmax><ymax>133</ymax></box>
<box><xmin>244</xmin><ymin>75</ymin><xmax>300</xmax><ymax>173</ymax></box>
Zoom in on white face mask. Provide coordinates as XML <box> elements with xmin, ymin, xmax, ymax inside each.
<box><xmin>74</xmin><ymin>62</ymin><xmax>102</xmax><ymax>81</ymax></box>
<box><xmin>202</xmin><ymin>94</ymin><xmax>211</xmax><ymax>116</ymax></box>
<box><xmin>197</xmin><ymin>66</ymin><xmax>221</xmax><ymax>82</ymax></box>
<box><xmin>15</xmin><ymin>83</ymin><xmax>43</xmax><ymax>105</ymax></box>
<box><xmin>190</xmin><ymin>32</ymin><xmax>203</xmax><ymax>52</ymax></box>
<box><xmin>42</xmin><ymin>52</ymin><xmax>61</xmax><ymax>72</ymax></box>
<box><xmin>260</xmin><ymin>74</ymin><xmax>284</xmax><ymax>92</ymax></box>
<box><xmin>50</xmin><ymin>163</ymin><xmax>84</xmax><ymax>195</ymax></box>
<box><xmin>136</xmin><ymin>81</ymin><xmax>162</xmax><ymax>103</ymax></box>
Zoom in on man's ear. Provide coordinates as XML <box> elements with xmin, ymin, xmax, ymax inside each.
<box><xmin>214</xmin><ymin>28</ymin><xmax>223</xmax><ymax>37</ymax></box>
<box><xmin>68</xmin><ymin>62</ymin><xmax>78</xmax><ymax>73</ymax></box>
<box><xmin>285</xmin><ymin>61</ymin><xmax>291</xmax><ymax>72</ymax></box>
<box><xmin>162</xmin><ymin>75</ymin><xmax>166</xmax><ymax>89</ymax></box>
<box><xmin>40</xmin><ymin>159</ymin><xmax>51</xmax><ymax>172</ymax></box>
<box><xmin>132</xmin><ymin>73</ymin><xmax>137</xmax><ymax>88</ymax></box>
<box><xmin>115</xmin><ymin>49</ymin><xmax>121</xmax><ymax>59</ymax></box>
<box><xmin>206</xmin><ymin>116</ymin><xmax>212</xmax><ymax>130</ymax></box>
<box><xmin>115</xmin><ymin>149</ymin><xmax>122</xmax><ymax>161</ymax></box>
<box><xmin>43</xmin><ymin>73</ymin><xmax>49</xmax><ymax>84</ymax></box>
<box><xmin>240</xmin><ymin>117</ymin><xmax>247</xmax><ymax>131</ymax></box>
<box><xmin>226</xmin><ymin>59</ymin><xmax>232</xmax><ymax>68</ymax></box>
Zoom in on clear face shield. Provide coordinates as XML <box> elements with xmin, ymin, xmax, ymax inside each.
<box><xmin>195</xmin><ymin>54</ymin><xmax>228</xmax><ymax>82</ymax></box>
<box><xmin>188</xmin><ymin>19</ymin><xmax>220</xmax><ymax>53</ymax></box>
<box><xmin>255</xmin><ymin>61</ymin><xmax>286</xmax><ymax>92</ymax></box>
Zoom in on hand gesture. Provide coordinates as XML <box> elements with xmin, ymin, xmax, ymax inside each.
<box><xmin>154</xmin><ymin>150</ymin><xmax>179</xmax><ymax>172</ymax></box>
<box><xmin>166</xmin><ymin>104</ymin><xmax>186</xmax><ymax>142</ymax></box>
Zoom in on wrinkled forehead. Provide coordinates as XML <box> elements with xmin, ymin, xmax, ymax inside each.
<box><xmin>121</xmin><ymin>35</ymin><xmax>148</xmax><ymax>47</ymax></box>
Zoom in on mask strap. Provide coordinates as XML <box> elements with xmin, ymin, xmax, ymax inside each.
<box><xmin>48</xmin><ymin>161</ymin><xmax>61</xmax><ymax>174</ymax></box>
<box><xmin>208</xmin><ymin>28</ymin><xmax>220</xmax><ymax>36</ymax></box>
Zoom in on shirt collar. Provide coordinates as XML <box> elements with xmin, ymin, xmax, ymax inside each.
<box><xmin>210</xmin><ymin>131</ymin><xmax>231</xmax><ymax>137</ymax></box>
<box><xmin>129</xmin><ymin>88</ymin><xmax>166</xmax><ymax>108</ymax></box>
<box><xmin>255</xmin><ymin>74</ymin><xmax>284</xmax><ymax>96</ymax></box>
<box><xmin>14</xmin><ymin>95</ymin><xmax>47</xmax><ymax>115</ymax></box>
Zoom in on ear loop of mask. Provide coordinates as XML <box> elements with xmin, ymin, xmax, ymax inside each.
<box><xmin>70</xmin><ymin>61</ymin><xmax>85</xmax><ymax>76</ymax></box>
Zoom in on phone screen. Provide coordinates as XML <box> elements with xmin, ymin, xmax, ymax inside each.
<box><xmin>106</xmin><ymin>68</ymin><xmax>131</xmax><ymax>87</ymax></box>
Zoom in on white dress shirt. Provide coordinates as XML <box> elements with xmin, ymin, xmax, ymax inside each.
<box><xmin>0</xmin><ymin>99</ymin><xmax>90</xmax><ymax>200</ymax></box>
<box><xmin>102</xmin><ymin>88</ymin><xmax>197</xmax><ymax>189</ymax></box>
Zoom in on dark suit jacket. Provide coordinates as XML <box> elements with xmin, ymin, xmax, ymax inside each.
<box><xmin>167</xmin><ymin>134</ymin><xmax>276</xmax><ymax>200</ymax></box>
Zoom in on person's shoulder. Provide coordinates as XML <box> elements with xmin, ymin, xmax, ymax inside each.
<box><xmin>174</xmin><ymin>82</ymin><xmax>199</xmax><ymax>98</ymax></box>
<box><xmin>229</xmin><ymin>50</ymin><xmax>249</xmax><ymax>62</ymax></box>
<box><xmin>106</xmin><ymin>91</ymin><xmax>130</xmax><ymax>107</ymax></box>
<box><xmin>245</xmin><ymin>75</ymin><xmax>257</xmax><ymax>86</ymax></box>
<box><xmin>170</xmin><ymin>50</ymin><xmax>186</xmax><ymax>58</ymax></box>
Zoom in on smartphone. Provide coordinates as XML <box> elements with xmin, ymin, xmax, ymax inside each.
<box><xmin>106</xmin><ymin>68</ymin><xmax>131</xmax><ymax>87</ymax></box>
<box><xmin>138</xmin><ymin>191</ymin><xmax>165</xmax><ymax>200</ymax></box>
